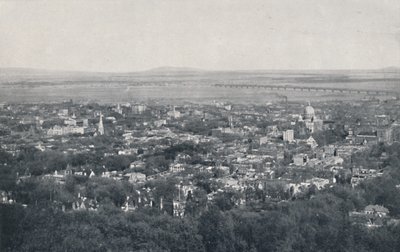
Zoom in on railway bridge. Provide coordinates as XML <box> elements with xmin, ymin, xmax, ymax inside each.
<box><xmin>214</xmin><ymin>83</ymin><xmax>396</xmax><ymax>96</ymax></box>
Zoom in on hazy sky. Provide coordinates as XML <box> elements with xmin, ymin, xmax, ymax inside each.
<box><xmin>0</xmin><ymin>0</ymin><xmax>399</xmax><ymax>72</ymax></box>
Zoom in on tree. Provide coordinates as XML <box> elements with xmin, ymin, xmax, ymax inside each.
<box><xmin>199</xmin><ymin>207</ymin><xmax>236</xmax><ymax>252</ymax></box>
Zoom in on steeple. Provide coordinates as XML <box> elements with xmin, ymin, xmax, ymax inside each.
<box><xmin>228</xmin><ymin>115</ymin><xmax>234</xmax><ymax>129</ymax></box>
<box><xmin>98</xmin><ymin>113</ymin><xmax>104</xmax><ymax>135</ymax></box>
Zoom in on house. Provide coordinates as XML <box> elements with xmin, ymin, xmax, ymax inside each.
<box><xmin>124</xmin><ymin>172</ymin><xmax>146</xmax><ymax>183</ymax></box>
<box><xmin>306</xmin><ymin>178</ymin><xmax>330</xmax><ymax>190</ymax></box>
<box><xmin>216</xmin><ymin>166</ymin><xmax>230</xmax><ymax>176</ymax></box>
<box><xmin>306</xmin><ymin>136</ymin><xmax>318</xmax><ymax>149</ymax></box>
<box><xmin>0</xmin><ymin>190</ymin><xmax>15</xmax><ymax>204</ymax></box>
<box><xmin>170</xmin><ymin>163</ymin><xmax>185</xmax><ymax>173</ymax></box>
<box><xmin>72</xmin><ymin>193</ymin><xmax>97</xmax><ymax>211</ymax></box>
<box><xmin>355</xmin><ymin>133</ymin><xmax>378</xmax><ymax>145</ymax></box>
<box><xmin>173</xmin><ymin>200</ymin><xmax>185</xmax><ymax>217</ymax></box>
<box><xmin>101</xmin><ymin>170</ymin><xmax>119</xmax><ymax>179</ymax></box>
<box><xmin>350</xmin><ymin>204</ymin><xmax>390</xmax><ymax>228</ymax></box>
<box><xmin>350</xmin><ymin>168</ymin><xmax>382</xmax><ymax>187</ymax></box>
<box><xmin>121</xmin><ymin>196</ymin><xmax>137</xmax><ymax>212</ymax></box>
<box><xmin>43</xmin><ymin>170</ymin><xmax>67</xmax><ymax>184</ymax></box>
<box><xmin>167</xmin><ymin>107</ymin><xmax>181</xmax><ymax>119</ymax></box>
<box><xmin>154</xmin><ymin>119</ymin><xmax>166</xmax><ymax>127</ymax></box>
<box><xmin>364</xmin><ymin>205</ymin><xmax>389</xmax><ymax>217</ymax></box>
<box><xmin>293</xmin><ymin>154</ymin><xmax>308</xmax><ymax>166</ymax></box>
<box><xmin>118</xmin><ymin>148</ymin><xmax>138</xmax><ymax>155</ymax></box>
<box><xmin>129</xmin><ymin>160</ymin><xmax>146</xmax><ymax>169</ymax></box>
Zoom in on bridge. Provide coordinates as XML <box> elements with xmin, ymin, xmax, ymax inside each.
<box><xmin>214</xmin><ymin>83</ymin><xmax>397</xmax><ymax>96</ymax></box>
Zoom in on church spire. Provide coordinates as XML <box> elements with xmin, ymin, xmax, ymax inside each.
<box><xmin>98</xmin><ymin>113</ymin><xmax>104</xmax><ymax>135</ymax></box>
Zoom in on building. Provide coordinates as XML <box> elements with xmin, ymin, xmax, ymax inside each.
<box><xmin>364</xmin><ymin>205</ymin><xmax>389</xmax><ymax>217</ymax></box>
<box><xmin>64</xmin><ymin>118</ymin><xmax>77</xmax><ymax>126</ymax></box>
<box><xmin>351</xmin><ymin>168</ymin><xmax>382</xmax><ymax>187</ymax></box>
<box><xmin>376</xmin><ymin>115</ymin><xmax>390</xmax><ymax>127</ymax></box>
<box><xmin>259</xmin><ymin>136</ymin><xmax>269</xmax><ymax>145</ymax></box>
<box><xmin>167</xmin><ymin>106</ymin><xmax>181</xmax><ymax>119</ymax></box>
<box><xmin>306</xmin><ymin>136</ymin><xmax>318</xmax><ymax>149</ymax></box>
<box><xmin>118</xmin><ymin>149</ymin><xmax>138</xmax><ymax>155</ymax></box>
<box><xmin>283</xmin><ymin>129</ymin><xmax>294</xmax><ymax>142</ymax></box>
<box><xmin>313</xmin><ymin>118</ymin><xmax>324</xmax><ymax>132</ymax></box>
<box><xmin>58</xmin><ymin>109</ymin><xmax>69</xmax><ymax>118</ymax></box>
<box><xmin>293</xmin><ymin>154</ymin><xmax>308</xmax><ymax>166</ymax></box>
<box><xmin>350</xmin><ymin>204</ymin><xmax>390</xmax><ymax>228</ymax></box>
<box><xmin>302</xmin><ymin>103</ymin><xmax>324</xmax><ymax>133</ymax></box>
<box><xmin>170</xmin><ymin>163</ymin><xmax>185</xmax><ymax>173</ymax></box>
<box><xmin>83</xmin><ymin>119</ymin><xmax>89</xmax><ymax>127</ymax></box>
<box><xmin>392</xmin><ymin>123</ymin><xmax>400</xmax><ymax>142</ymax></box>
<box><xmin>173</xmin><ymin>200</ymin><xmax>185</xmax><ymax>217</ymax></box>
<box><xmin>124</xmin><ymin>172</ymin><xmax>146</xmax><ymax>183</ymax></box>
<box><xmin>154</xmin><ymin>119</ymin><xmax>166</xmax><ymax>127</ymax></box>
<box><xmin>47</xmin><ymin>125</ymin><xmax>86</xmax><ymax>136</ymax></box>
<box><xmin>132</xmin><ymin>104</ymin><xmax>147</xmax><ymax>114</ymax></box>
<box><xmin>377</xmin><ymin>127</ymin><xmax>392</xmax><ymax>144</ymax></box>
<box><xmin>303</xmin><ymin>103</ymin><xmax>315</xmax><ymax>133</ymax></box>
<box><xmin>355</xmin><ymin>133</ymin><xmax>377</xmax><ymax>145</ymax></box>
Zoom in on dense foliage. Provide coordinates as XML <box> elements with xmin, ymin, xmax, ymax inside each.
<box><xmin>1</xmin><ymin>143</ymin><xmax>400</xmax><ymax>251</ymax></box>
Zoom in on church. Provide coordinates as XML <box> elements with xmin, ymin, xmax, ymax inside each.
<box><xmin>303</xmin><ymin>103</ymin><xmax>323</xmax><ymax>133</ymax></box>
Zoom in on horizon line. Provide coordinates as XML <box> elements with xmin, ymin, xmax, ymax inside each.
<box><xmin>1</xmin><ymin>65</ymin><xmax>399</xmax><ymax>74</ymax></box>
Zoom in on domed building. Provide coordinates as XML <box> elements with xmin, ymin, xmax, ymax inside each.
<box><xmin>303</xmin><ymin>103</ymin><xmax>316</xmax><ymax>133</ymax></box>
<box><xmin>304</xmin><ymin>104</ymin><xmax>315</xmax><ymax>121</ymax></box>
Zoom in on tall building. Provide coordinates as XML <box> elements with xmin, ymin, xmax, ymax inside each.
<box><xmin>376</xmin><ymin>115</ymin><xmax>390</xmax><ymax>127</ymax></box>
<box><xmin>115</xmin><ymin>103</ymin><xmax>123</xmax><ymax>115</ymax></box>
<box><xmin>167</xmin><ymin>106</ymin><xmax>181</xmax><ymax>119</ymax></box>
<box><xmin>377</xmin><ymin>127</ymin><xmax>392</xmax><ymax>144</ymax></box>
<box><xmin>283</xmin><ymin>129</ymin><xmax>294</xmax><ymax>142</ymax></box>
<box><xmin>98</xmin><ymin>114</ymin><xmax>104</xmax><ymax>135</ymax></box>
<box><xmin>132</xmin><ymin>104</ymin><xmax>147</xmax><ymax>114</ymax></box>
<box><xmin>391</xmin><ymin>123</ymin><xmax>400</xmax><ymax>142</ymax></box>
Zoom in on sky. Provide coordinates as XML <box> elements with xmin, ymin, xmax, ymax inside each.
<box><xmin>0</xmin><ymin>0</ymin><xmax>399</xmax><ymax>72</ymax></box>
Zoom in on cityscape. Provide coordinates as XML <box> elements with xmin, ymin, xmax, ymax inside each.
<box><xmin>1</xmin><ymin>68</ymin><xmax>400</xmax><ymax>251</ymax></box>
<box><xmin>1</xmin><ymin>0</ymin><xmax>400</xmax><ymax>251</ymax></box>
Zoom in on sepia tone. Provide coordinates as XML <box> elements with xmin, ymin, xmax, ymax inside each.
<box><xmin>1</xmin><ymin>1</ymin><xmax>400</xmax><ymax>251</ymax></box>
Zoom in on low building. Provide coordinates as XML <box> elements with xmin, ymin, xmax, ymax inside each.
<box><xmin>170</xmin><ymin>163</ymin><xmax>185</xmax><ymax>173</ymax></box>
<box><xmin>306</xmin><ymin>136</ymin><xmax>318</xmax><ymax>149</ymax></box>
<box><xmin>293</xmin><ymin>154</ymin><xmax>308</xmax><ymax>166</ymax></box>
<box><xmin>47</xmin><ymin>125</ymin><xmax>86</xmax><ymax>136</ymax></box>
<box><xmin>364</xmin><ymin>205</ymin><xmax>389</xmax><ymax>217</ymax></box>
<box><xmin>118</xmin><ymin>149</ymin><xmax>138</xmax><ymax>155</ymax></box>
<box><xmin>124</xmin><ymin>172</ymin><xmax>146</xmax><ymax>183</ymax></box>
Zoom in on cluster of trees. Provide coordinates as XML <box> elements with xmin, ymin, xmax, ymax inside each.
<box><xmin>2</xmin><ymin>142</ymin><xmax>400</xmax><ymax>251</ymax></box>
<box><xmin>182</xmin><ymin>119</ymin><xmax>220</xmax><ymax>135</ymax></box>
<box><xmin>9</xmin><ymin>145</ymin><xmax>137</xmax><ymax>177</ymax></box>
<box><xmin>2</xmin><ymin>180</ymin><xmax>400</xmax><ymax>251</ymax></box>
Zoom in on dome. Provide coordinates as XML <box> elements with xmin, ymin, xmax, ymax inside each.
<box><xmin>304</xmin><ymin>105</ymin><xmax>315</xmax><ymax>120</ymax></box>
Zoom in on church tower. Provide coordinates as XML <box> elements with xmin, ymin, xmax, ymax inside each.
<box><xmin>98</xmin><ymin>114</ymin><xmax>104</xmax><ymax>135</ymax></box>
<box><xmin>228</xmin><ymin>115</ymin><xmax>234</xmax><ymax>129</ymax></box>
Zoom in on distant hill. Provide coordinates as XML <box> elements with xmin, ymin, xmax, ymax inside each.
<box><xmin>379</xmin><ymin>66</ymin><xmax>400</xmax><ymax>72</ymax></box>
<box><xmin>1</xmin><ymin>67</ymin><xmax>399</xmax><ymax>80</ymax></box>
<box><xmin>0</xmin><ymin>67</ymin><xmax>105</xmax><ymax>77</ymax></box>
<box><xmin>0</xmin><ymin>66</ymin><xmax>208</xmax><ymax>78</ymax></box>
<box><xmin>0</xmin><ymin>67</ymin><xmax>58</xmax><ymax>76</ymax></box>
<box><xmin>144</xmin><ymin>66</ymin><xmax>206</xmax><ymax>73</ymax></box>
